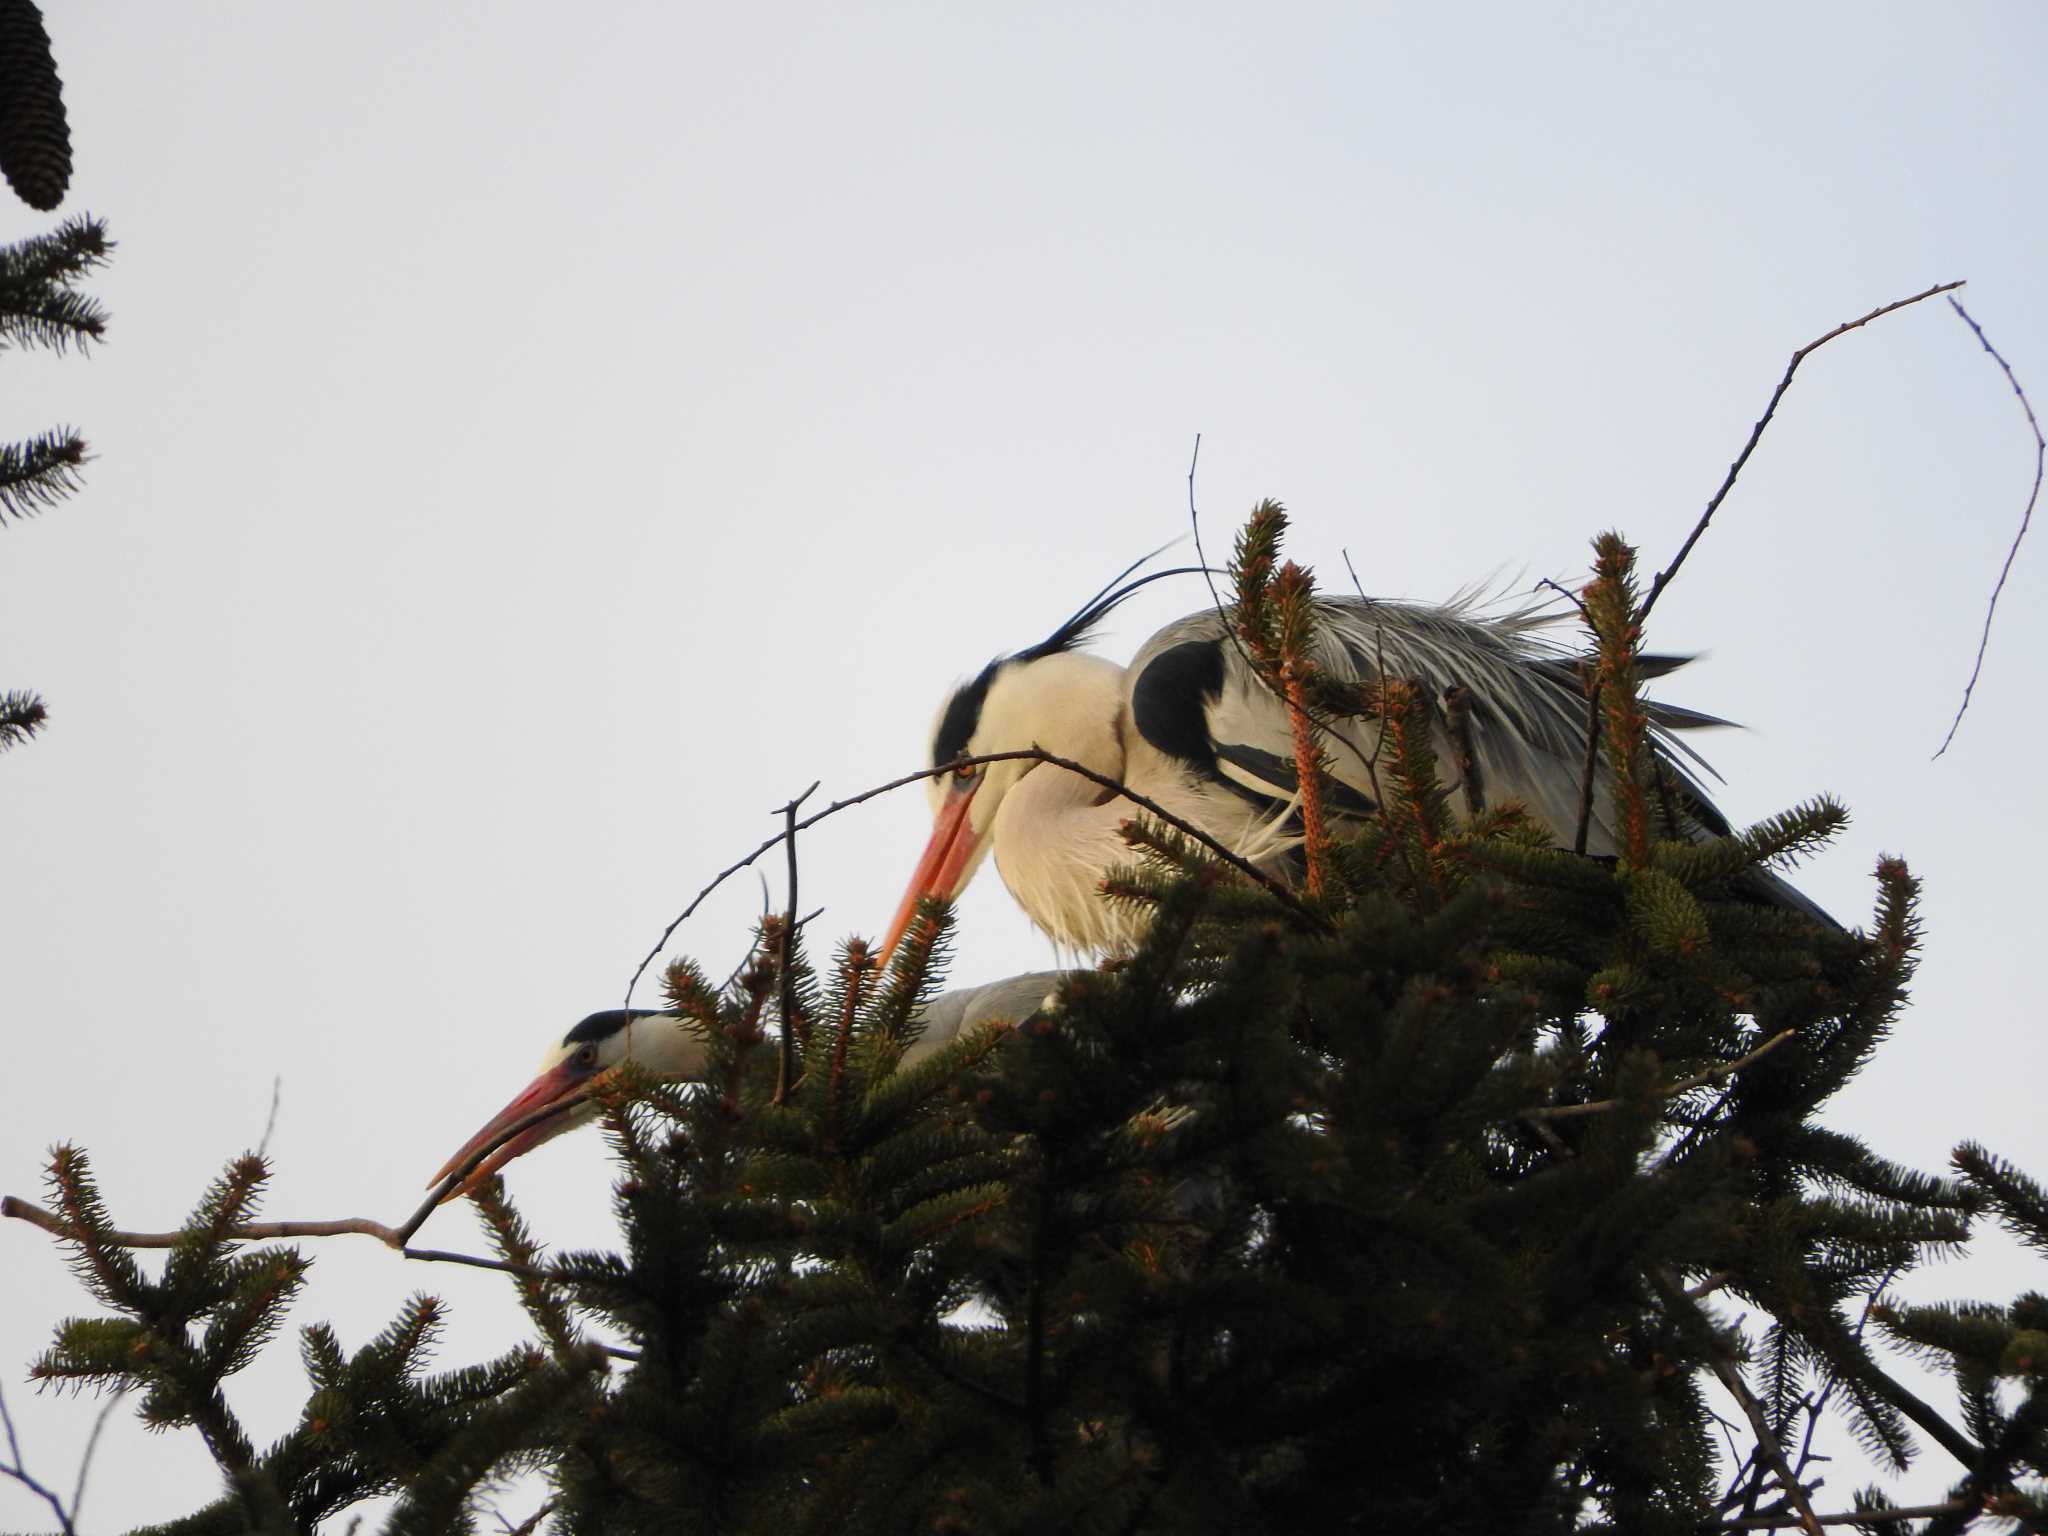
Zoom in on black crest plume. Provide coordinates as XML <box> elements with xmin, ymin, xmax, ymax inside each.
<box><xmin>1017</xmin><ymin>543</ymin><xmax>1209</xmax><ymax>662</ymax></box>
<box><xmin>932</xmin><ymin>545</ymin><xmax>1208</xmax><ymax>767</ymax></box>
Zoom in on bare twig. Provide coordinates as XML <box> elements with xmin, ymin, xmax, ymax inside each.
<box><xmin>1522</xmin><ymin>1028</ymin><xmax>1795</xmax><ymax>1123</ymax></box>
<box><xmin>4</xmin><ymin>1089</ymin><xmax>581</xmax><ymax>1252</ymax></box>
<box><xmin>502</xmin><ymin>1498</ymin><xmax>560</xmax><ymax>1536</ymax></box>
<box><xmin>1338</xmin><ymin>549</ymin><xmax>1389</xmax><ymax>807</ymax></box>
<box><xmin>1934</xmin><ymin>296</ymin><xmax>2041</xmax><ymax>759</ymax></box>
<box><xmin>1639</xmin><ymin>280</ymin><xmax>1965</xmax><ymax>625</ymax></box>
<box><xmin>5</xmin><ymin>1192</ymin><xmax>406</xmax><ymax>1248</ymax></box>
<box><xmin>67</xmin><ymin>1388</ymin><xmax>125</xmax><ymax>1532</ymax></box>
<box><xmin>772</xmin><ymin>782</ymin><xmax>819</xmax><ymax>1105</ymax></box>
<box><xmin>0</xmin><ymin>1379</ymin><xmax>76</xmax><ymax>1535</ymax></box>
<box><xmin>256</xmin><ymin>1075</ymin><xmax>282</xmax><ymax>1160</ymax></box>
<box><xmin>1572</xmin><ymin>682</ymin><xmax>1603</xmax><ymax>856</ymax></box>
<box><xmin>623</xmin><ymin>745</ymin><xmax>1332</xmax><ymax>1003</ymax></box>
<box><xmin>1703</xmin><ymin>1499</ymin><xmax>1974</xmax><ymax>1531</ymax></box>
<box><xmin>1657</xmin><ymin>1269</ymin><xmax>1825</xmax><ymax>1536</ymax></box>
<box><xmin>1535</xmin><ymin>576</ymin><xmax>1591</xmax><ymax>624</ymax></box>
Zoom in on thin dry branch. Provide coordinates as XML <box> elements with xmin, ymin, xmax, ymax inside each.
<box><xmin>1657</xmin><ymin>1268</ymin><xmax>1826</xmax><ymax>1536</ymax></box>
<box><xmin>623</xmin><ymin>744</ymin><xmax>1331</xmax><ymax>1003</ymax></box>
<box><xmin>66</xmin><ymin>1389</ymin><xmax>124</xmax><ymax>1534</ymax></box>
<box><xmin>3</xmin><ymin>1091</ymin><xmax>581</xmax><ymax>1254</ymax></box>
<box><xmin>1704</xmin><ymin>1499</ymin><xmax>1974</xmax><ymax>1532</ymax></box>
<box><xmin>1639</xmin><ymin>280</ymin><xmax>1965</xmax><ymax>625</ymax></box>
<box><xmin>256</xmin><ymin>1074</ymin><xmax>282</xmax><ymax>1159</ymax></box>
<box><xmin>1571</xmin><ymin>681</ymin><xmax>1603</xmax><ymax>857</ymax></box>
<box><xmin>2</xmin><ymin>1192</ymin><xmax>639</xmax><ymax>1366</ymax></box>
<box><xmin>1522</xmin><ymin>1028</ymin><xmax>1796</xmax><ymax>1123</ymax></box>
<box><xmin>0</xmin><ymin>1380</ymin><xmax>76</xmax><ymax>1536</ymax></box>
<box><xmin>1934</xmin><ymin>296</ymin><xmax>2041</xmax><ymax>760</ymax></box>
<box><xmin>772</xmin><ymin>781</ymin><xmax>819</xmax><ymax>1105</ymax></box>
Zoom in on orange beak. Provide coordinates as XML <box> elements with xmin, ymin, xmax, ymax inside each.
<box><xmin>424</xmin><ymin>1059</ymin><xmax>593</xmax><ymax>1203</ymax></box>
<box><xmin>878</xmin><ymin>782</ymin><xmax>983</xmax><ymax>968</ymax></box>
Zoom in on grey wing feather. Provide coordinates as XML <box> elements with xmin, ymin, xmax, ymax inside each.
<box><xmin>1125</xmin><ymin>595</ymin><xmax>1734</xmax><ymax>858</ymax></box>
<box><xmin>909</xmin><ymin>972</ymin><xmax>1071</xmax><ymax>1052</ymax></box>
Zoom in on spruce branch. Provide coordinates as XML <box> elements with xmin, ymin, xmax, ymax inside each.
<box><xmin>0</xmin><ymin>217</ymin><xmax>111</xmax><ymax>352</ymax></box>
<box><xmin>1586</xmin><ymin>533</ymin><xmax>1654</xmax><ymax>865</ymax></box>
<box><xmin>1226</xmin><ymin>501</ymin><xmax>1346</xmax><ymax>900</ymax></box>
<box><xmin>1189</xmin><ymin>439</ymin><xmax>1385</xmax><ymax>799</ymax></box>
<box><xmin>0</xmin><ymin>424</ymin><xmax>86</xmax><ymax>520</ymax></box>
<box><xmin>0</xmin><ymin>212</ymin><xmax>108</xmax><ymax>285</ymax></box>
<box><xmin>1</xmin><ymin>687</ymin><xmax>47</xmax><ymax>749</ymax></box>
<box><xmin>0</xmin><ymin>283</ymin><xmax>105</xmax><ymax>353</ymax></box>
<box><xmin>1950</xmin><ymin>1144</ymin><xmax>2048</xmax><ymax>1258</ymax></box>
<box><xmin>1933</xmin><ymin>297</ymin><xmax>2041</xmax><ymax>760</ymax></box>
<box><xmin>468</xmin><ymin>1176</ymin><xmax>582</xmax><ymax>1362</ymax></box>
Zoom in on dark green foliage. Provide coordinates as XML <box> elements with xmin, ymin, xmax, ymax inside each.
<box><xmin>1869</xmin><ymin>1148</ymin><xmax>2048</xmax><ymax>1534</ymax></box>
<box><xmin>0</xmin><ymin>686</ymin><xmax>46</xmax><ymax>749</ymax></box>
<box><xmin>0</xmin><ymin>214</ymin><xmax>107</xmax><ymax>356</ymax></box>
<box><xmin>0</xmin><ymin>217</ymin><xmax>109</xmax><ymax>531</ymax></box>
<box><xmin>506</xmin><ymin>530</ymin><xmax>2044</xmax><ymax>1534</ymax></box>
<box><xmin>15</xmin><ymin>515</ymin><xmax>2048</xmax><ymax>1532</ymax></box>
<box><xmin>0</xmin><ymin>0</ymin><xmax>70</xmax><ymax>211</ymax></box>
<box><xmin>23</xmin><ymin>1147</ymin><xmax>602</xmax><ymax>1533</ymax></box>
<box><xmin>3</xmin><ymin>212</ymin><xmax>109</xmax><ymax>756</ymax></box>
<box><xmin>0</xmin><ymin>422</ymin><xmax>86</xmax><ymax>522</ymax></box>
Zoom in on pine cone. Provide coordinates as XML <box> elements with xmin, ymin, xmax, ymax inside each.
<box><xmin>0</xmin><ymin>0</ymin><xmax>71</xmax><ymax>211</ymax></box>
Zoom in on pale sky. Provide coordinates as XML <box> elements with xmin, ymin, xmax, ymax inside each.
<box><xmin>4</xmin><ymin>4</ymin><xmax>2045</xmax><ymax>1529</ymax></box>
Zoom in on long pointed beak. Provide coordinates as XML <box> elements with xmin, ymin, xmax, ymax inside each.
<box><xmin>878</xmin><ymin>785</ymin><xmax>982</xmax><ymax>968</ymax></box>
<box><xmin>425</xmin><ymin>1060</ymin><xmax>594</xmax><ymax>1203</ymax></box>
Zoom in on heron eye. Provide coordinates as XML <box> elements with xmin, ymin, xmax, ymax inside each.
<box><xmin>575</xmin><ymin>1045</ymin><xmax>598</xmax><ymax>1070</ymax></box>
<box><xmin>953</xmin><ymin>762</ymin><xmax>979</xmax><ymax>782</ymax></box>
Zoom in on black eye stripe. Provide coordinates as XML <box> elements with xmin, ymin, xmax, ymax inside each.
<box><xmin>562</xmin><ymin>1007</ymin><xmax>665</xmax><ymax>1047</ymax></box>
<box><xmin>933</xmin><ymin>659</ymin><xmax>1002</xmax><ymax>768</ymax></box>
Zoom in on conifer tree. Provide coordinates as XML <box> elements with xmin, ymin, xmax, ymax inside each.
<box><xmin>8</xmin><ymin>511</ymin><xmax>2047</xmax><ymax>1533</ymax></box>
<box><xmin>0</xmin><ymin>210</ymin><xmax>110</xmax><ymax>750</ymax></box>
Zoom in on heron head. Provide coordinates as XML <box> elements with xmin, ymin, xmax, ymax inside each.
<box><xmin>879</xmin><ymin>649</ymin><xmax>1125</xmax><ymax>966</ymax></box>
<box><xmin>425</xmin><ymin>1008</ymin><xmax>678</xmax><ymax>1201</ymax></box>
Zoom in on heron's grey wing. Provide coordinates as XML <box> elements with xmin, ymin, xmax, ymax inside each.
<box><xmin>1309</xmin><ymin>596</ymin><xmax>1663</xmax><ymax>852</ymax></box>
<box><xmin>1126</xmin><ymin>599</ymin><xmax>1832</xmax><ymax>922</ymax></box>
<box><xmin>906</xmin><ymin>971</ymin><xmax>1072</xmax><ymax>1060</ymax></box>
<box><xmin>1123</xmin><ymin>615</ymin><xmax>1381</xmax><ymax>822</ymax></box>
<box><xmin>1178</xmin><ymin>595</ymin><xmax>1738</xmax><ymax>856</ymax></box>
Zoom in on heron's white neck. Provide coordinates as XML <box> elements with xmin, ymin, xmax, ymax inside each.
<box><xmin>616</xmin><ymin>1014</ymin><xmax>711</xmax><ymax>1079</ymax></box>
<box><xmin>979</xmin><ymin>654</ymin><xmax>1150</xmax><ymax>953</ymax></box>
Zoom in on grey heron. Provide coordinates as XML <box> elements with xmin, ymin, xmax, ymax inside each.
<box><xmin>881</xmin><ymin>562</ymin><xmax>1826</xmax><ymax>963</ymax></box>
<box><xmin>427</xmin><ymin>973</ymin><xmax>1067</xmax><ymax>1197</ymax></box>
